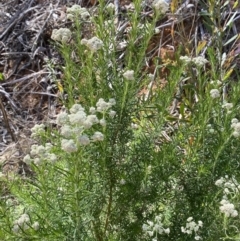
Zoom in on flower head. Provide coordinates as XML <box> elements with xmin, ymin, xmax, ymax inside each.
<box><xmin>180</xmin><ymin>56</ymin><xmax>192</xmax><ymax>64</ymax></box>
<box><xmin>181</xmin><ymin>217</ymin><xmax>203</xmax><ymax>240</ymax></box>
<box><xmin>210</xmin><ymin>89</ymin><xmax>220</xmax><ymax>99</ymax></box>
<box><xmin>143</xmin><ymin>215</ymin><xmax>170</xmax><ymax>238</ymax></box>
<box><xmin>70</xmin><ymin>104</ymin><xmax>85</xmax><ymax>114</ymax></box>
<box><xmin>180</xmin><ymin>56</ymin><xmax>208</xmax><ymax>67</ymax></box>
<box><xmin>67</xmin><ymin>5</ymin><xmax>90</xmax><ymax>21</ymax></box>
<box><xmin>48</xmin><ymin>153</ymin><xmax>57</xmax><ymax>163</ymax></box>
<box><xmin>123</xmin><ymin>70</ymin><xmax>134</xmax><ymax>80</ymax></box>
<box><xmin>120</xmin><ymin>179</ymin><xmax>126</xmax><ymax>185</ymax></box>
<box><xmin>56</xmin><ymin>112</ymin><xmax>69</xmax><ymax>126</ymax></box>
<box><xmin>100</xmin><ymin>118</ymin><xmax>106</xmax><ymax>126</ymax></box>
<box><xmin>23</xmin><ymin>154</ymin><xmax>32</xmax><ymax>165</ymax></box>
<box><xmin>192</xmin><ymin>56</ymin><xmax>208</xmax><ymax>67</ymax></box>
<box><xmin>61</xmin><ymin>139</ymin><xmax>78</xmax><ymax>153</ymax></box>
<box><xmin>152</xmin><ymin>0</ymin><xmax>169</xmax><ymax>14</ymax></box>
<box><xmin>32</xmin><ymin>221</ymin><xmax>40</xmax><ymax>231</ymax></box>
<box><xmin>18</xmin><ymin>214</ymin><xmax>30</xmax><ymax>225</ymax></box>
<box><xmin>51</xmin><ymin>28</ymin><xmax>72</xmax><ymax>43</ymax></box>
<box><xmin>106</xmin><ymin>3</ymin><xmax>115</xmax><ymax>11</ymax></box>
<box><xmin>96</xmin><ymin>98</ymin><xmax>111</xmax><ymax>112</ymax></box>
<box><xmin>89</xmin><ymin>107</ymin><xmax>96</xmax><ymax>114</ymax></box>
<box><xmin>231</xmin><ymin>118</ymin><xmax>239</xmax><ymax>124</ymax></box>
<box><xmin>109</xmin><ymin>110</ymin><xmax>116</xmax><ymax>118</ymax></box>
<box><xmin>233</xmin><ymin>122</ymin><xmax>240</xmax><ymax>132</ymax></box>
<box><xmin>77</xmin><ymin>134</ymin><xmax>90</xmax><ymax>146</ymax></box>
<box><xmin>233</xmin><ymin>131</ymin><xmax>240</xmax><ymax>138</ymax></box>
<box><xmin>215</xmin><ymin>177</ymin><xmax>225</xmax><ymax>187</ymax></box>
<box><xmin>231</xmin><ymin>119</ymin><xmax>240</xmax><ymax>137</ymax></box>
<box><xmin>69</xmin><ymin>111</ymin><xmax>87</xmax><ymax>125</ymax></box>
<box><xmin>165</xmin><ymin>228</ymin><xmax>170</xmax><ymax>234</ymax></box>
<box><xmin>26</xmin><ymin>143</ymin><xmax>57</xmax><ymax>165</ymax></box>
<box><xmin>81</xmin><ymin>36</ymin><xmax>104</xmax><ymax>52</ymax></box>
<box><xmin>92</xmin><ymin>131</ymin><xmax>104</xmax><ymax>141</ymax></box>
<box><xmin>222</xmin><ymin>102</ymin><xmax>233</xmax><ymax>110</ymax></box>
<box><xmin>84</xmin><ymin>114</ymin><xmax>99</xmax><ymax>128</ymax></box>
<box><xmin>220</xmin><ymin>201</ymin><xmax>238</xmax><ymax>217</ymax></box>
<box><xmin>61</xmin><ymin>125</ymin><xmax>74</xmax><ymax>138</ymax></box>
<box><xmin>109</xmin><ymin>98</ymin><xmax>116</xmax><ymax>106</ymax></box>
<box><xmin>31</xmin><ymin>124</ymin><xmax>45</xmax><ymax>138</ymax></box>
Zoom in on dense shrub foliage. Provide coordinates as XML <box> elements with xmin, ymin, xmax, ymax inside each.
<box><xmin>1</xmin><ymin>0</ymin><xmax>240</xmax><ymax>240</ymax></box>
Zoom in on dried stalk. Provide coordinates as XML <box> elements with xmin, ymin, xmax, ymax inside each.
<box><xmin>0</xmin><ymin>95</ymin><xmax>16</xmax><ymax>142</ymax></box>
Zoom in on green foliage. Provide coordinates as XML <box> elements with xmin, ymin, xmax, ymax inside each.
<box><xmin>1</xmin><ymin>0</ymin><xmax>240</xmax><ymax>241</ymax></box>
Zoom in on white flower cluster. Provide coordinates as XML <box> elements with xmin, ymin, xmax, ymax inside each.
<box><xmin>23</xmin><ymin>143</ymin><xmax>57</xmax><ymax>165</ymax></box>
<box><xmin>215</xmin><ymin>175</ymin><xmax>240</xmax><ymax>194</ymax></box>
<box><xmin>66</xmin><ymin>4</ymin><xmax>90</xmax><ymax>21</ymax></box>
<box><xmin>210</xmin><ymin>79</ymin><xmax>222</xmax><ymax>87</ymax></box>
<box><xmin>106</xmin><ymin>3</ymin><xmax>115</xmax><ymax>11</ymax></box>
<box><xmin>81</xmin><ymin>36</ymin><xmax>104</xmax><ymax>52</ymax></box>
<box><xmin>222</xmin><ymin>102</ymin><xmax>233</xmax><ymax>113</ymax></box>
<box><xmin>192</xmin><ymin>56</ymin><xmax>209</xmax><ymax>66</ymax></box>
<box><xmin>12</xmin><ymin>213</ymin><xmax>39</xmax><ymax>233</ymax></box>
<box><xmin>220</xmin><ymin>199</ymin><xmax>238</xmax><ymax>217</ymax></box>
<box><xmin>206</xmin><ymin>124</ymin><xmax>215</xmax><ymax>134</ymax></box>
<box><xmin>152</xmin><ymin>0</ymin><xmax>169</xmax><ymax>14</ymax></box>
<box><xmin>142</xmin><ymin>215</ymin><xmax>170</xmax><ymax>240</ymax></box>
<box><xmin>56</xmin><ymin>99</ymin><xmax>116</xmax><ymax>153</ymax></box>
<box><xmin>96</xmin><ymin>98</ymin><xmax>116</xmax><ymax>113</ymax></box>
<box><xmin>180</xmin><ymin>56</ymin><xmax>208</xmax><ymax>67</ymax></box>
<box><xmin>181</xmin><ymin>217</ymin><xmax>203</xmax><ymax>240</ymax></box>
<box><xmin>231</xmin><ymin>118</ymin><xmax>240</xmax><ymax>138</ymax></box>
<box><xmin>215</xmin><ymin>176</ymin><xmax>239</xmax><ymax>217</ymax></box>
<box><xmin>51</xmin><ymin>28</ymin><xmax>72</xmax><ymax>43</ymax></box>
<box><xmin>123</xmin><ymin>70</ymin><xmax>134</xmax><ymax>80</ymax></box>
<box><xmin>31</xmin><ymin>123</ymin><xmax>45</xmax><ymax>139</ymax></box>
<box><xmin>210</xmin><ymin>89</ymin><xmax>220</xmax><ymax>99</ymax></box>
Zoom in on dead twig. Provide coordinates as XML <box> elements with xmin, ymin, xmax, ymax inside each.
<box><xmin>1</xmin><ymin>70</ymin><xmax>48</xmax><ymax>86</ymax></box>
<box><xmin>114</xmin><ymin>0</ymin><xmax>120</xmax><ymax>27</ymax></box>
<box><xmin>0</xmin><ymin>94</ymin><xmax>16</xmax><ymax>142</ymax></box>
<box><xmin>31</xmin><ymin>6</ymin><xmax>54</xmax><ymax>58</ymax></box>
<box><xmin>0</xmin><ymin>87</ymin><xmax>21</xmax><ymax>113</ymax></box>
<box><xmin>0</xmin><ymin>5</ymin><xmax>39</xmax><ymax>40</ymax></box>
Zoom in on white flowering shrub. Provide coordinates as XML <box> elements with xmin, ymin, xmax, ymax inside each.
<box><xmin>1</xmin><ymin>99</ymin><xmax>119</xmax><ymax>240</ymax></box>
<box><xmin>2</xmin><ymin>0</ymin><xmax>240</xmax><ymax>241</ymax></box>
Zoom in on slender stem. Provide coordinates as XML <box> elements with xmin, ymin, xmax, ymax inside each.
<box><xmin>104</xmin><ymin>169</ymin><xmax>113</xmax><ymax>236</ymax></box>
<box><xmin>73</xmin><ymin>152</ymin><xmax>82</xmax><ymax>241</ymax></box>
<box><xmin>120</xmin><ymin>80</ymin><xmax>129</xmax><ymax>120</ymax></box>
